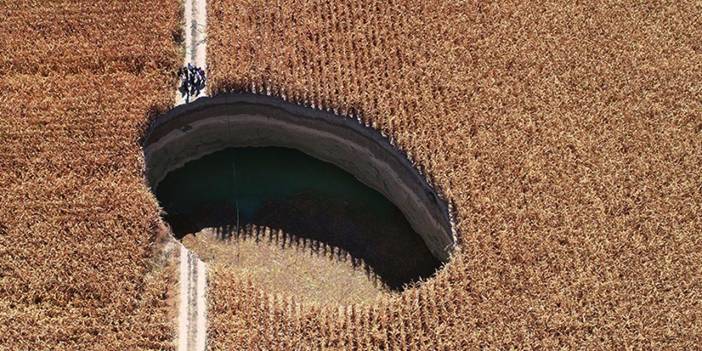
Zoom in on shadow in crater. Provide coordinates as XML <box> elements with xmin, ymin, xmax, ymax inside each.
<box><xmin>156</xmin><ymin>146</ymin><xmax>442</xmax><ymax>290</ymax></box>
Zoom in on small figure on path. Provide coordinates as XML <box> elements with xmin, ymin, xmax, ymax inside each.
<box><xmin>178</xmin><ymin>63</ymin><xmax>207</xmax><ymax>103</ymax></box>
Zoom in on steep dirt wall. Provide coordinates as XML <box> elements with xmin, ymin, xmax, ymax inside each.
<box><xmin>143</xmin><ymin>94</ymin><xmax>455</xmax><ymax>261</ymax></box>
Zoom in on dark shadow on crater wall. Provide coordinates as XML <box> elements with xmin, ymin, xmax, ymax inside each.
<box><xmin>156</xmin><ymin>146</ymin><xmax>442</xmax><ymax>290</ymax></box>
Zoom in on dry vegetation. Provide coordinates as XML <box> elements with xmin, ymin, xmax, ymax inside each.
<box><xmin>183</xmin><ymin>225</ymin><xmax>390</xmax><ymax>306</ymax></box>
<box><xmin>0</xmin><ymin>0</ymin><xmax>700</xmax><ymax>349</ymax></box>
<box><xmin>208</xmin><ymin>0</ymin><xmax>702</xmax><ymax>348</ymax></box>
<box><xmin>0</xmin><ymin>1</ymin><xmax>180</xmax><ymax>349</ymax></box>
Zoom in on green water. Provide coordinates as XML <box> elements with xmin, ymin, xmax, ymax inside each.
<box><xmin>155</xmin><ymin>147</ymin><xmax>440</xmax><ymax>289</ymax></box>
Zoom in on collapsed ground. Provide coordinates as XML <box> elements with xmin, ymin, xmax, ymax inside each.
<box><xmin>0</xmin><ymin>0</ymin><xmax>700</xmax><ymax>350</ymax></box>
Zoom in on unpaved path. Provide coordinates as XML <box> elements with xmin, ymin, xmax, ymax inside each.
<box><xmin>176</xmin><ymin>0</ymin><xmax>208</xmax><ymax>105</ymax></box>
<box><xmin>175</xmin><ymin>0</ymin><xmax>209</xmax><ymax>350</ymax></box>
<box><xmin>177</xmin><ymin>244</ymin><xmax>207</xmax><ymax>351</ymax></box>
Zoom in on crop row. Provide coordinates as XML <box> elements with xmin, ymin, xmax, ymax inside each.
<box><xmin>0</xmin><ymin>1</ymin><xmax>180</xmax><ymax>349</ymax></box>
<box><xmin>207</xmin><ymin>0</ymin><xmax>702</xmax><ymax>348</ymax></box>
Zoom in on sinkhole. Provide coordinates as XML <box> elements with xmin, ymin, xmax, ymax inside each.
<box><xmin>143</xmin><ymin>94</ymin><xmax>455</xmax><ymax>295</ymax></box>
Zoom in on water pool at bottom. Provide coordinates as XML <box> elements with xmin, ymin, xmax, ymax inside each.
<box><xmin>155</xmin><ymin>147</ymin><xmax>441</xmax><ymax>289</ymax></box>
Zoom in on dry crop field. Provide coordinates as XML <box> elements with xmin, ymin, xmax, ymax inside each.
<box><xmin>0</xmin><ymin>1</ymin><xmax>180</xmax><ymax>349</ymax></box>
<box><xmin>207</xmin><ymin>0</ymin><xmax>701</xmax><ymax>349</ymax></box>
<box><xmin>0</xmin><ymin>0</ymin><xmax>701</xmax><ymax>350</ymax></box>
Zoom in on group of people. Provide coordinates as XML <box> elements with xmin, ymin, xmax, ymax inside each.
<box><xmin>178</xmin><ymin>63</ymin><xmax>207</xmax><ymax>103</ymax></box>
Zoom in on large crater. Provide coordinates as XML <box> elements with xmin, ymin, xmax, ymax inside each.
<box><xmin>143</xmin><ymin>94</ymin><xmax>455</xmax><ymax>291</ymax></box>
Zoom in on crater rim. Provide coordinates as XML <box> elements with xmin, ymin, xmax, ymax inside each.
<box><xmin>142</xmin><ymin>93</ymin><xmax>456</xmax><ymax>263</ymax></box>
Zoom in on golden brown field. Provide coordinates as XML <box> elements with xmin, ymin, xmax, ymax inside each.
<box><xmin>1</xmin><ymin>0</ymin><xmax>701</xmax><ymax>349</ymax></box>
<box><xmin>207</xmin><ymin>0</ymin><xmax>701</xmax><ymax>348</ymax></box>
<box><xmin>0</xmin><ymin>1</ymin><xmax>180</xmax><ymax>349</ymax></box>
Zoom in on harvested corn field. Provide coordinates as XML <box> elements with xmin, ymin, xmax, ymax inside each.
<box><xmin>1</xmin><ymin>0</ymin><xmax>701</xmax><ymax>349</ymax></box>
